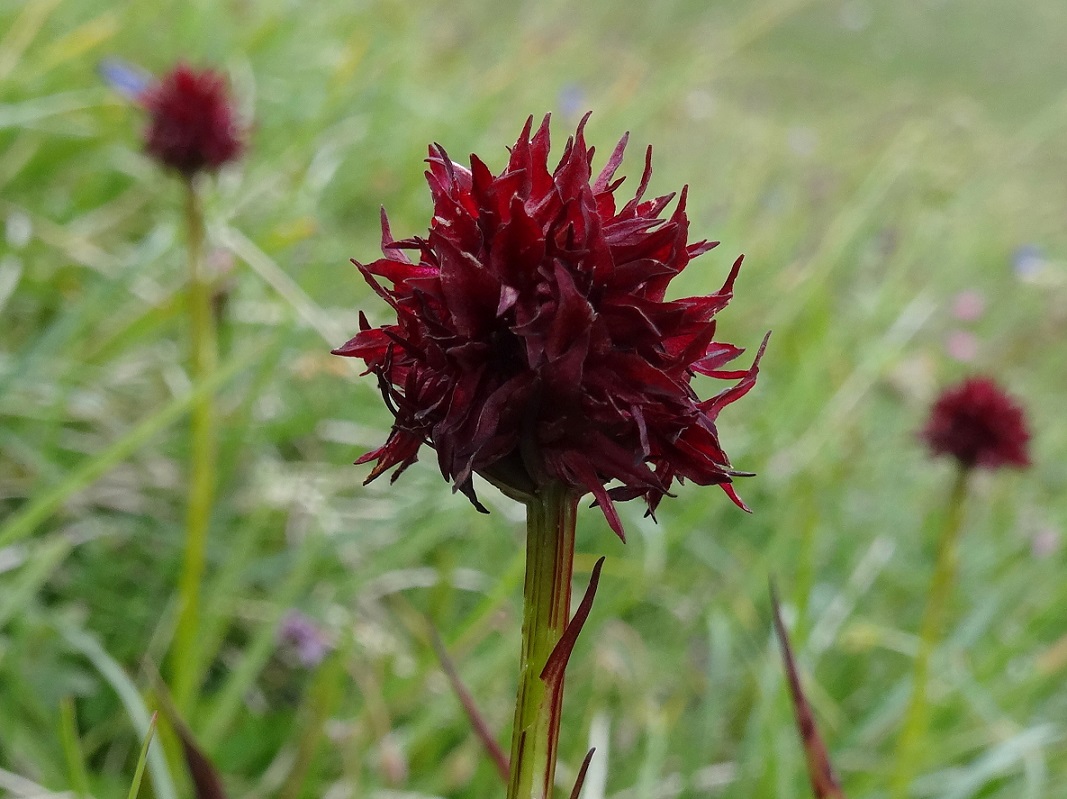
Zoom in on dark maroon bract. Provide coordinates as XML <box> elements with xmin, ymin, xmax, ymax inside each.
<box><xmin>142</xmin><ymin>63</ymin><xmax>243</xmax><ymax>177</ymax></box>
<box><xmin>921</xmin><ymin>376</ymin><xmax>1031</xmax><ymax>470</ymax></box>
<box><xmin>334</xmin><ymin>115</ymin><xmax>766</xmax><ymax>539</ymax></box>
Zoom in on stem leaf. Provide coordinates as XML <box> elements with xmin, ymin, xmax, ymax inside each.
<box><xmin>770</xmin><ymin>582</ymin><xmax>847</xmax><ymax>799</ymax></box>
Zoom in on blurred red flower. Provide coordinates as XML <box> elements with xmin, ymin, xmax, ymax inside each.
<box><xmin>142</xmin><ymin>63</ymin><xmax>243</xmax><ymax>176</ymax></box>
<box><xmin>334</xmin><ymin>115</ymin><xmax>766</xmax><ymax>539</ymax></box>
<box><xmin>921</xmin><ymin>376</ymin><xmax>1031</xmax><ymax>470</ymax></box>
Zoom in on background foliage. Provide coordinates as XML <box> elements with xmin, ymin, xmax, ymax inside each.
<box><xmin>1</xmin><ymin>0</ymin><xmax>1065</xmax><ymax>797</ymax></box>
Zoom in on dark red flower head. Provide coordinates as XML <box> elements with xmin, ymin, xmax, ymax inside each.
<box><xmin>333</xmin><ymin>114</ymin><xmax>767</xmax><ymax>539</ymax></box>
<box><xmin>921</xmin><ymin>376</ymin><xmax>1031</xmax><ymax>470</ymax></box>
<box><xmin>141</xmin><ymin>63</ymin><xmax>243</xmax><ymax>176</ymax></box>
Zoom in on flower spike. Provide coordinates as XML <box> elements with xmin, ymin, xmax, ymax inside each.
<box><xmin>334</xmin><ymin>116</ymin><xmax>766</xmax><ymax>537</ymax></box>
<box><xmin>921</xmin><ymin>376</ymin><xmax>1031</xmax><ymax>470</ymax></box>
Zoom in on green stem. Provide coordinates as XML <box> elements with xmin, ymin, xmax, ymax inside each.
<box><xmin>891</xmin><ymin>465</ymin><xmax>970</xmax><ymax>798</ymax></box>
<box><xmin>172</xmin><ymin>177</ymin><xmax>218</xmax><ymax>711</ymax></box>
<box><xmin>508</xmin><ymin>482</ymin><xmax>579</xmax><ymax>799</ymax></box>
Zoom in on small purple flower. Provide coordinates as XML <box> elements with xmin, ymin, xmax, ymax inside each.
<box><xmin>278</xmin><ymin>610</ymin><xmax>331</xmax><ymax>668</ymax></box>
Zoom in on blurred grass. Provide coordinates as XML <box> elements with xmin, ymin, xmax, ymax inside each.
<box><xmin>1</xmin><ymin>0</ymin><xmax>1065</xmax><ymax>797</ymax></box>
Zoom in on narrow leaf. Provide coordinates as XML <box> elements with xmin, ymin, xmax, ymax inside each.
<box><xmin>568</xmin><ymin>748</ymin><xmax>597</xmax><ymax>799</ymax></box>
<box><xmin>152</xmin><ymin>671</ymin><xmax>229</xmax><ymax>799</ymax></box>
<box><xmin>125</xmin><ymin>712</ymin><xmax>158</xmax><ymax>799</ymax></box>
<box><xmin>60</xmin><ymin>626</ymin><xmax>177</xmax><ymax>799</ymax></box>
<box><xmin>770</xmin><ymin>582</ymin><xmax>848</xmax><ymax>799</ymax></box>
<box><xmin>174</xmin><ymin>725</ymin><xmax>228</xmax><ymax>799</ymax></box>
<box><xmin>541</xmin><ymin>557</ymin><xmax>606</xmax><ymax>686</ymax></box>
<box><xmin>59</xmin><ymin>697</ymin><xmax>92</xmax><ymax>798</ymax></box>
<box><xmin>428</xmin><ymin>624</ymin><xmax>510</xmax><ymax>782</ymax></box>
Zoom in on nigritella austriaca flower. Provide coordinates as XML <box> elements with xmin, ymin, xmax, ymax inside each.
<box><xmin>334</xmin><ymin>114</ymin><xmax>766</xmax><ymax>540</ymax></box>
<box><xmin>921</xmin><ymin>375</ymin><xmax>1031</xmax><ymax>471</ymax></box>
<box><xmin>334</xmin><ymin>114</ymin><xmax>766</xmax><ymax>799</ymax></box>
<box><xmin>104</xmin><ymin>58</ymin><xmax>245</xmax><ymax>708</ymax></box>
<box><xmin>142</xmin><ymin>62</ymin><xmax>244</xmax><ymax>177</ymax></box>
<box><xmin>893</xmin><ymin>373</ymin><xmax>1032</xmax><ymax>797</ymax></box>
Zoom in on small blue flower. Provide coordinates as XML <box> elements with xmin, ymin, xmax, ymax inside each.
<box><xmin>1012</xmin><ymin>244</ymin><xmax>1045</xmax><ymax>279</ymax></box>
<box><xmin>98</xmin><ymin>58</ymin><xmax>154</xmax><ymax>101</ymax></box>
<box><xmin>557</xmin><ymin>83</ymin><xmax>587</xmax><ymax>119</ymax></box>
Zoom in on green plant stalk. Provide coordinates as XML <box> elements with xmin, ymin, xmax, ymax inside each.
<box><xmin>507</xmin><ymin>481</ymin><xmax>579</xmax><ymax>799</ymax></box>
<box><xmin>172</xmin><ymin>177</ymin><xmax>218</xmax><ymax>711</ymax></box>
<box><xmin>891</xmin><ymin>465</ymin><xmax>970</xmax><ymax>799</ymax></box>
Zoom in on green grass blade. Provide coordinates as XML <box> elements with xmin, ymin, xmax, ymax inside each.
<box><xmin>0</xmin><ymin>341</ymin><xmax>272</xmax><ymax>549</ymax></box>
<box><xmin>126</xmin><ymin>712</ymin><xmax>159</xmax><ymax>799</ymax></box>
<box><xmin>0</xmin><ymin>535</ymin><xmax>72</xmax><ymax>630</ymax></box>
<box><xmin>0</xmin><ymin>0</ymin><xmax>61</xmax><ymax>82</ymax></box>
<box><xmin>58</xmin><ymin>697</ymin><xmax>93</xmax><ymax>799</ymax></box>
<box><xmin>59</xmin><ymin>625</ymin><xmax>177</xmax><ymax>799</ymax></box>
<box><xmin>200</xmin><ymin>531</ymin><xmax>325</xmax><ymax>748</ymax></box>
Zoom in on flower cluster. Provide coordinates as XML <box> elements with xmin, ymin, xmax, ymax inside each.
<box><xmin>334</xmin><ymin>115</ymin><xmax>765</xmax><ymax>539</ymax></box>
<box><xmin>141</xmin><ymin>63</ymin><xmax>243</xmax><ymax>177</ymax></box>
<box><xmin>921</xmin><ymin>376</ymin><xmax>1031</xmax><ymax>470</ymax></box>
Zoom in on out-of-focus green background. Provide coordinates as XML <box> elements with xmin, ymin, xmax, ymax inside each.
<box><xmin>1</xmin><ymin>0</ymin><xmax>1065</xmax><ymax>797</ymax></box>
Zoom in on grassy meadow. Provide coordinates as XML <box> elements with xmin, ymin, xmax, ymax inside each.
<box><xmin>1</xmin><ymin>0</ymin><xmax>1066</xmax><ymax>797</ymax></box>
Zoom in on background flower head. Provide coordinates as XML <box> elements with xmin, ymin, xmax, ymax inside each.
<box><xmin>334</xmin><ymin>114</ymin><xmax>766</xmax><ymax>539</ymax></box>
<box><xmin>921</xmin><ymin>376</ymin><xmax>1031</xmax><ymax>470</ymax></box>
<box><xmin>278</xmin><ymin>610</ymin><xmax>331</xmax><ymax>668</ymax></box>
<box><xmin>141</xmin><ymin>62</ymin><xmax>244</xmax><ymax>177</ymax></box>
